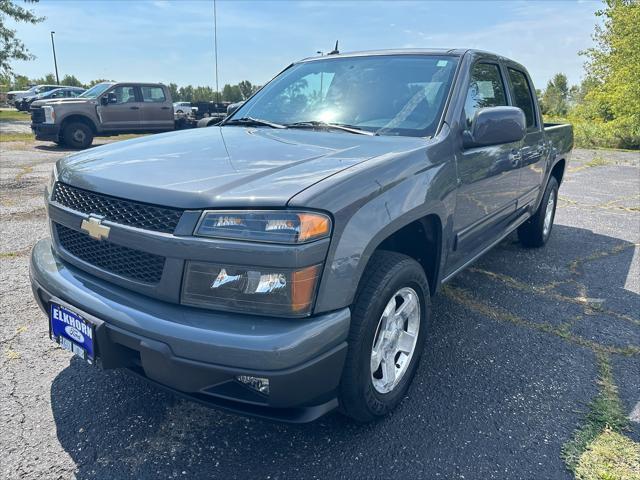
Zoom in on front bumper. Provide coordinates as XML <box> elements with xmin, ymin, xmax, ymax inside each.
<box><xmin>30</xmin><ymin>239</ymin><xmax>350</xmax><ymax>422</ymax></box>
<box><xmin>31</xmin><ymin>123</ymin><xmax>60</xmax><ymax>142</ymax></box>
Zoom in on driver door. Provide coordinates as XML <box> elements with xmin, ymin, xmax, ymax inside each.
<box><xmin>447</xmin><ymin>61</ymin><xmax>522</xmax><ymax>273</ymax></box>
<box><xmin>98</xmin><ymin>85</ymin><xmax>143</xmax><ymax>130</ymax></box>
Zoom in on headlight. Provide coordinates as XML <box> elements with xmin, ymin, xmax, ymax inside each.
<box><xmin>195</xmin><ymin>210</ymin><xmax>331</xmax><ymax>244</ymax></box>
<box><xmin>43</xmin><ymin>105</ymin><xmax>56</xmax><ymax>124</ymax></box>
<box><xmin>182</xmin><ymin>261</ymin><xmax>321</xmax><ymax>317</ymax></box>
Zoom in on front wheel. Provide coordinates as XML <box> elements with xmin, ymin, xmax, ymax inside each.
<box><xmin>518</xmin><ymin>176</ymin><xmax>559</xmax><ymax>247</ymax></box>
<box><xmin>62</xmin><ymin>122</ymin><xmax>93</xmax><ymax>149</ymax></box>
<box><xmin>339</xmin><ymin>251</ymin><xmax>430</xmax><ymax>422</ymax></box>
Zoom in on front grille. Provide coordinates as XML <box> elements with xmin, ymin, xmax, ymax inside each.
<box><xmin>56</xmin><ymin>224</ymin><xmax>165</xmax><ymax>284</ymax></box>
<box><xmin>53</xmin><ymin>183</ymin><xmax>183</xmax><ymax>233</ymax></box>
<box><xmin>31</xmin><ymin>106</ymin><xmax>44</xmax><ymax>124</ymax></box>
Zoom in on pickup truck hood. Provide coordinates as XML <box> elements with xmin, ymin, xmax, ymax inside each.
<box><xmin>58</xmin><ymin>126</ymin><xmax>425</xmax><ymax>209</ymax></box>
<box><xmin>32</xmin><ymin>98</ymin><xmax>94</xmax><ymax>107</ymax></box>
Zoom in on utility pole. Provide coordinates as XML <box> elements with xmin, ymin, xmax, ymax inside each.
<box><xmin>213</xmin><ymin>0</ymin><xmax>220</xmax><ymax>103</ymax></box>
<box><xmin>50</xmin><ymin>31</ymin><xmax>60</xmax><ymax>84</ymax></box>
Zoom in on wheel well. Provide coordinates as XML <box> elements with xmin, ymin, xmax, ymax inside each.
<box><xmin>61</xmin><ymin>115</ymin><xmax>97</xmax><ymax>134</ymax></box>
<box><xmin>376</xmin><ymin>215</ymin><xmax>442</xmax><ymax>295</ymax></box>
<box><xmin>551</xmin><ymin>159</ymin><xmax>566</xmax><ymax>185</ymax></box>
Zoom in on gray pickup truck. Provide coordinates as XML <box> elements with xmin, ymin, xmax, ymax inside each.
<box><xmin>30</xmin><ymin>82</ymin><xmax>175</xmax><ymax>148</ymax></box>
<box><xmin>30</xmin><ymin>49</ymin><xmax>572</xmax><ymax>423</ymax></box>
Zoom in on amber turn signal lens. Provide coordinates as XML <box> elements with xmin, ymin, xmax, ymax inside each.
<box><xmin>291</xmin><ymin>265</ymin><xmax>321</xmax><ymax>312</ymax></box>
<box><xmin>297</xmin><ymin>213</ymin><xmax>331</xmax><ymax>242</ymax></box>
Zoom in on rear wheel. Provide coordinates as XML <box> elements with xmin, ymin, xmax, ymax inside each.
<box><xmin>518</xmin><ymin>176</ymin><xmax>559</xmax><ymax>247</ymax></box>
<box><xmin>339</xmin><ymin>251</ymin><xmax>430</xmax><ymax>422</ymax></box>
<box><xmin>62</xmin><ymin>122</ymin><xmax>93</xmax><ymax>149</ymax></box>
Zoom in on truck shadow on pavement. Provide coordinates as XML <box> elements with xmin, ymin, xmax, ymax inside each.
<box><xmin>49</xmin><ymin>225</ymin><xmax>639</xmax><ymax>480</ymax></box>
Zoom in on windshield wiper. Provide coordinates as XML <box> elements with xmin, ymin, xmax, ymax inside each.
<box><xmin>225</xmin><ymin>116</ymin><xmax>287</xmax><ymax>129</ymax></box>
<box><xmin>286</xmin><ymin>121</ymin><xmax>377</xmax><ymax>136</ymax></box>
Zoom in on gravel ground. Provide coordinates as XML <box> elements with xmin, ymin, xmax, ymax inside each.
<box><xmin>0</xmin><ymin>139</ymin><xmax>638</xmax><ymax>480</ymax></box>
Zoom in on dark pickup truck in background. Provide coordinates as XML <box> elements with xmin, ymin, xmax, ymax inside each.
<box><xmin>30</xmin><ymin>49</ymin><xmax>572</xmax><ymax>423</ymax></box>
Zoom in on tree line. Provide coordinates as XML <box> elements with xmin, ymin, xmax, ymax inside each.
<box><xmin>538</xmin><ymin>0</ymin><xmax>638</xmax><ymax>149</ymax></box>
<box><xmin>1</xmin><ymin>71</ymin><xmax>261</xmax><ymax>104</ymax></box>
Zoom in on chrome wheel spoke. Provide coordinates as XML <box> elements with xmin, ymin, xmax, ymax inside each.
<box><xmin>397</xmin><ymin>330</ymin><xmax>416</xmax><ymax>354</ymax></box>
<box><xmin>370</xmin><ymin>287</ymin><xmax>421</xmax><ymax>394</ymax></box>
<box><xmin>381</xmin><ymin>355</ymin><xmax>396</xmax><ymax>386</ymax></box>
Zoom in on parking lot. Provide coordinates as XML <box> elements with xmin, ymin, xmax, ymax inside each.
<box><xmin>1</xmin><ymin>133</ymin><xmax>638</xmax><ymax>479</ymax></box>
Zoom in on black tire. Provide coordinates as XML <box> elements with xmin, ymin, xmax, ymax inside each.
<box><xmin>338</xmin><ymin>250</ymin><xmax>430</xmax><ymax>422</ymax></box>
<box><xmin>518</xmin><ymin>176</ymin><xmax>559</xmax><ymax>248</ymax></box>
<box><xmin>62</xmin><ymin>122</ymin><xmax>93</xmax><ymax>149</ymax></box>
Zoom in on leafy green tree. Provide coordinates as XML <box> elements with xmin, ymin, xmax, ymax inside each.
<box><xmin>0</xmin><ymin>0</ymin><xmax>45</xmax><ymax>75</ymax></box>
<box><xmin>222</xmin><ymin>83</ymin><xmax>242</xmax><ymax>102</ymax></box>
<box><xmin>238</xmin><ymin>80</ymin><xmax>256</xmax><ymax>100</ymax></box>
<box><xmin>541</xmin><ymin>73</ymin><xmax>570</xmax><ymax>116</ymax></box>
<box><xmin>61</xmin><ymin>74</ymin><xmax>83</xmax><ymax>87</ymax></box>
<box><xmin>31</xmin><ymin>73</ymin><xmax>57</xmax><ymax>85</ymax></box>
<box><xmin>574</xmin><ymin>0</ymin><xmax>639</xmax><ymax>148</ymax></box>
<box><xmin>167</xmin><ymin>82</ymin><xmax>180</xmax><ymax>101</ymax></box>
<box><xmin>193</xmin><ymin>85</ymin><xmax>215</xmax><ymax>102</ymax></box>
<box><xmin>178</xmin><ymin>85</ymin><xmax>194</xmax><ymax>102</ymax></box>
<box><xmin>87</xmin><ymin>78</ymin><xmax>111</xmax><ymax>87</ymax></box>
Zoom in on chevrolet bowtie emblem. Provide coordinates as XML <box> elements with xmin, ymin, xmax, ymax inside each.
<box><xmin>80</xmin><ymin>217</ymin><xmax>110</xmax><ymax>240</ymax></box>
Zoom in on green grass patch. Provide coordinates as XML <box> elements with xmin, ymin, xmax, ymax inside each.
<box><xmin>0</xmin><ymin>110</ymin><xmax>30</xmax><ymax>122</ymax></box>
<box><xmin>575</xmin><ymin>428</ymin><xmax>640</xmax><ymax>480</ymax></box>
<box><xmin>585</xmin><ymin>156</ymin><xmax>610</xmax><ymax>168</ymax></box>
<box><xmin>0</xmin><ymin>132</ymin><xmax>34</xmax><ymax>142</ymax></box>
<box><xmin>563</xmin><ymin>353</ymin><xmax>630</xmax><ymax>473</ymax></box>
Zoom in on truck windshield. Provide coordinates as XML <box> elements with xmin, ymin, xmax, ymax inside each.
<box><xmin>79</xmin><ymin>83</ymin><xmax>113</xmax><ymax>99</ymax></box>
<box><xmin>232</xmin><ymin>55</ymin><xmax>458</xmax><ymax>137</ymax></box>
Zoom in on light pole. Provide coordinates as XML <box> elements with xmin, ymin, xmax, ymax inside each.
<box><xmin>50</xmin><ymin>31</ymin><xmax>60</xmax><ymax>85</ymax></box>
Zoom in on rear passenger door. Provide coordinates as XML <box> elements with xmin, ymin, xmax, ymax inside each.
<box><xmin>139</xmin><ymin>85</ymin><xmax>174</xmax><ymax>130</ymax></box>
<box><xmin>506</xmin><ymin>67</ymin><xmax>547</xmax><ymax>207</ymax></box>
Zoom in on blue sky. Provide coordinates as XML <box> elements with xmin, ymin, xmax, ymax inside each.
<box><xmin>8</xmin><ymin>0</ymin><xmax>601</xmax><ymax>89</ymax></box>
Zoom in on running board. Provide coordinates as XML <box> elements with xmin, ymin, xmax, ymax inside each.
<box><xmin>441</xmin><ymin>211</ymin><xmax>531</xmax><ymax>284</ymax></box>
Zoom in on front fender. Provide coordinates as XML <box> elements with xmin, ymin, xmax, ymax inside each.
<box><xmin>291</xmin><ymin>131</ymin><xmax>457</xmax><ymax>313</ymax></box>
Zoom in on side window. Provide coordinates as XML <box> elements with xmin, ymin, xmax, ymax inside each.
<box><xmin>141</xmin><ymin>86</ymin><xmax>166</xmax><ymax>103</ymax></box>
<box><xmin>110</xmin><ymin>86</ymin><xmax>138</xmax><ymax>104</ymax></box>
<box><xmin>464</xmin><ymin>63</ymin><xmax>507</xmax><ymax>128</ymax></box>
<box><xmin>507</xmin><ymin>68</ymin><xmax>536</xmax><ymax>129</ymax></box>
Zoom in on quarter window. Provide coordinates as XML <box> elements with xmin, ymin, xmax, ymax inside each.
<box><xmin>464</xmin><ymin>63</ymin><xmax>507</xmax><ymax>128</ymax></box>
<box><xmin>508</xmin><ymin>68</ymin><xmax>536</xmax><ymax>128</ymax></box>
<box><xmin>141</xmin><ymin>86</ymin><xmax>166</xmax><ymax>103</ymax></box>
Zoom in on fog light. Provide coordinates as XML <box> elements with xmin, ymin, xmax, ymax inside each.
<box><xmin>236</xmin><ymin>375</ymin><xmax>270</xmax><ymax>395</ymax></box>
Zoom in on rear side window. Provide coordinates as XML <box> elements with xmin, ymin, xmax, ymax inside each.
<box><xmin>508</xmin><ymin>68</ymin><xmax>536</xmax><ymax>128</ymax></box>
<box><xmin>141</xmin><ymin>86</ymin><xmax>166</xmax><ymax>103</ymax></box>
<box><xmin>464</xmin><ymin>63</ymin><xmax>507</xmax><ymax>128</ymax></box>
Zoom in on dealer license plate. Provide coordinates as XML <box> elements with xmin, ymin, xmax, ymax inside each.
<box><xmin>50</xmin><ymin>303</ymin><xmax>96</xmax><ymax>364</ymax></box>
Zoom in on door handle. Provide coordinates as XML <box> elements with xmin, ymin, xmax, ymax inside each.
<box><xmin>509</xmin><ymin>149</ymin><xmax>521</xmax><ymax>166</ymax></box>
<box><xmin>130</xmin><ymin>106</ymin><xmax>140</xmax><ymax>110</ymax></box>
<box><xmin>160</xmin><ymin>106</ymin><xmax>170</xmax><ymax>110</ymax></box>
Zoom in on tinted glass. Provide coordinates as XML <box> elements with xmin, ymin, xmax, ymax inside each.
<box><xmin>234</xmin><ymin>55</ymin><xmax>459</xmax><ymax>137</ymax></box>
<box><xmin>141</xmin><ymin>86</ymin><xmax>166</xmax><ymax>102</ymax></box>
<box><xmin>111</xmin><ymin>86</ymin><xmax>137</xmax><ymax>104</ymax></box>
<box><xmin>464</xmin><ymin>63</ymin><xmax>507</xmax><ymax>128</ymax></box>
<box><xmin>508</xmin><ymin>68</ymin><xmax>536</xmax><ymax>128</ymax></box>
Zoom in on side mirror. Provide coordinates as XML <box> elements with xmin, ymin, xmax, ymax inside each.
<box><xmin>227</xmin><ymin>101</ymin><xmax>245</xmax><ymax>115</ymax></box>
<box><xmin>464</xmin><ymin>106</ymin><xmax>526</xmax><ymax>148</ymax></box>
<box><xmin>101</xmin><ymin>93</ymin><xmax>117</xmax><ymax>105</ymax></box>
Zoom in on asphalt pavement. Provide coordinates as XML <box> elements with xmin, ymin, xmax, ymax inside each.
<box><xmin>1</xmin><ymin>135</ymin><xmax>638</xmax><ymax>479</ymax></box>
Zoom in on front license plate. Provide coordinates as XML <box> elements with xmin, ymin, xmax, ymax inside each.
<box><xmin>50</xmin><ymin>303</ymin><xmax>96</xmax><ymax>364</ymax></box>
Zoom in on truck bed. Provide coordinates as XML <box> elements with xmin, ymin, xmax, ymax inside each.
<box><xmin>544</xmin><ymin>122</ymin><xmax>573</xmax><ymax>157</ymax></box>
